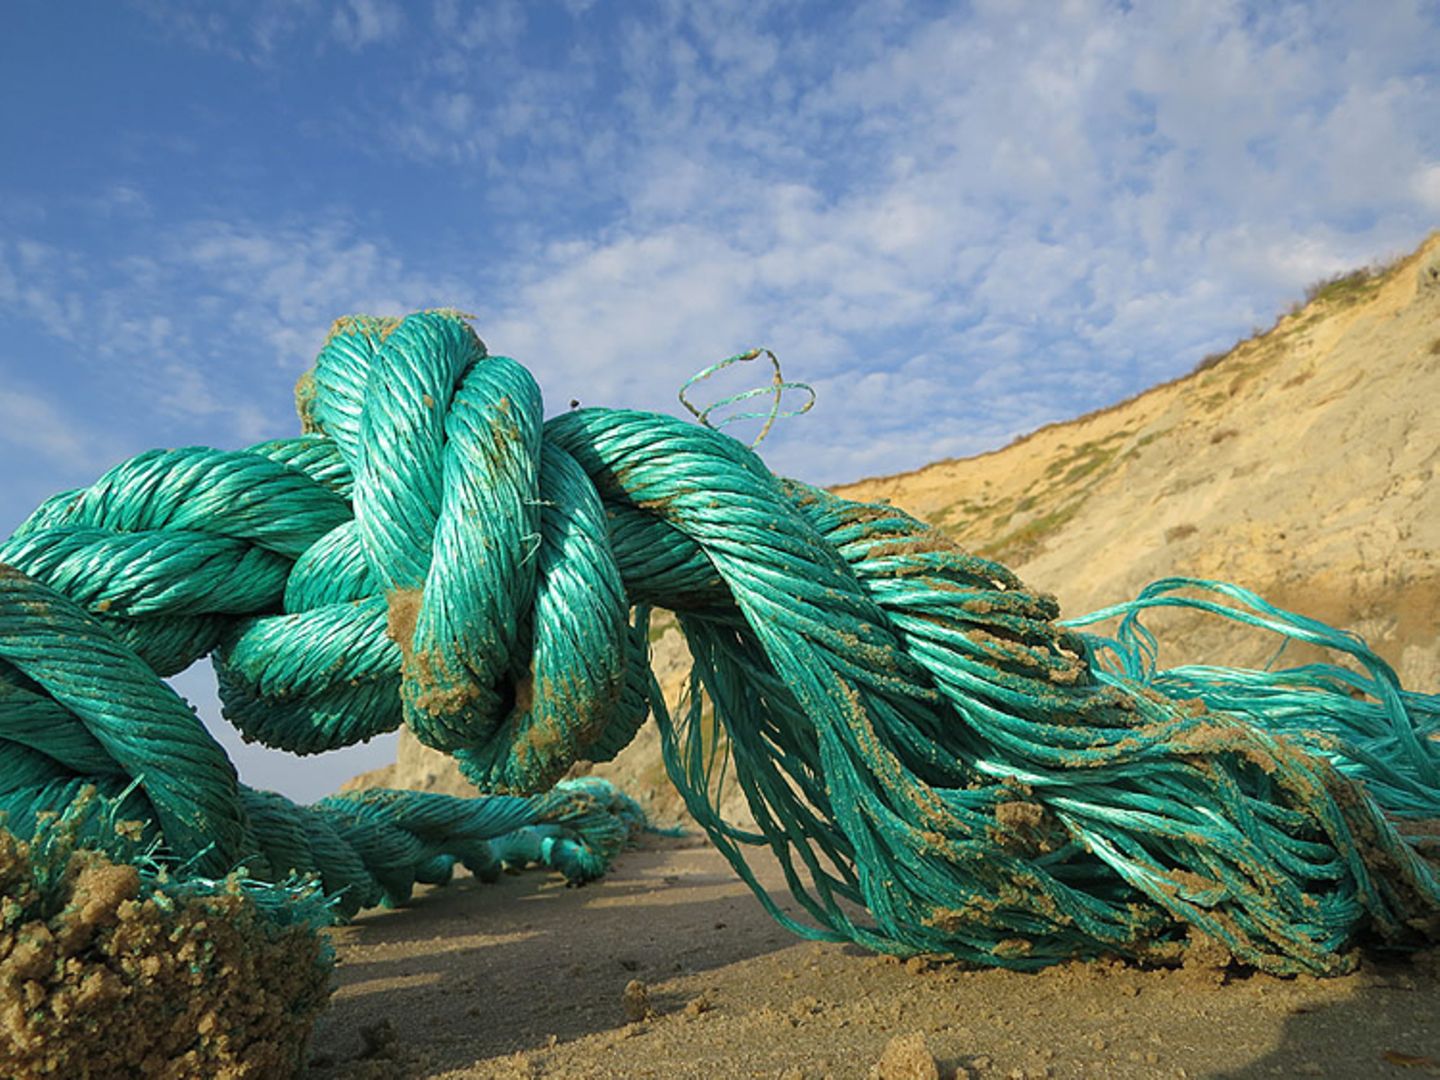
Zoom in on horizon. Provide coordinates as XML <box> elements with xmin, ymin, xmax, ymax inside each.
<box><xmin>3</xmin><ymin>1</ymin><xmax>1439</xmax><ymax>801</ymax></box>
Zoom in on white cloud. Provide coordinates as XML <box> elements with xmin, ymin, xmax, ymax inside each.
<box><xmin>18</xmin><ymin>1</ymin><xmax>1440</xmax><ymax>493</ymax></box>
<box><xmin>1412</xmin><ymin>163</ymin><xmax>1440</xmax><ymax>210</ymax></box>
<box><xmin>133</xmin><ymin>0</ymin><xmax>414</xmax><ymax>62</ymax></box>
<box><xmin>130</xmin><ymin>0</ymin><xmax>322</xmax><ymax>63</ymax></box>
<box><xmin>150</xmin><ymin>218</ymin><xmax>473</xmax><ymax>372</ymax></box>
<box><xmin>0</xmin><ymin>215</ymin><xmax>475</xmax><ymax>498</ymax></box>
<box><xmin>0</xmin><ymin>379</ymin><xmax>128</xmax><ymax>539</ymax></box>
<box><xmin>0</xmin><ymin>241</ymin><xmax>92</xmax><ymax>346</ymax></box>
<box><xmin>85</xmin><ymin>184</ymin><xmax>152</xmax><ymax>219</ymax></box>
<box><xmin>0</xmin><ymin>385</ymin><xmax>110</xmax><ymax>473</ymax></box>
<box><xmin>330</xmin><ymin>0</ymin><xmax>403</xmax><ymax>49</ymax></box>
<box><xmin>432</xmin><ymin>0</ymin><xmax>524</xmax><ymax>49</ymax></box>
<box><xmin>426</xmin><ymin>0</ymin><xmax>1437</xmax><ymax>482</ymax></box>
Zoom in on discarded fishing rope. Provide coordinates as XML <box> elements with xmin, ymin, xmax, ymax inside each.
<box><xmin>2</xmin><ymin>310</ymin><xmax>1436</xmax><ymax>974</ymax></box>
<box><xmin>0</xmin><ymin>558</ymin><xmax>643</xmax><ymax>915</ymax></box>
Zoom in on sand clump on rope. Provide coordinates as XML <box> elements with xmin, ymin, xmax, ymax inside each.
<box><xmin>0</xmin><ymin>825</ymin><xmax>331</xmax><ymax>1078</ymax></box>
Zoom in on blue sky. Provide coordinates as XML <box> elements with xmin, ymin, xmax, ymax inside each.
<box><xmin>3</xmin><ymin>0</ymin><xmax>1439</xmax><ymax>802</ymax></box>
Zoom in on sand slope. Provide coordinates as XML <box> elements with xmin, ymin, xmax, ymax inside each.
<box><xmin>838</xmin><ymin>236</ymin><xmax>1440</xmax><ymax>688</ymax></box>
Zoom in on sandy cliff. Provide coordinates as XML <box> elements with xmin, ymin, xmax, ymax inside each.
<box><xmin>840</xmin><ymin>235</ymin><xmax>1440</xmax><ymax>689</ymax></box>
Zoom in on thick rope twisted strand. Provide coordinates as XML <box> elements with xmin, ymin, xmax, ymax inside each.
<box><xmin>3</xmin><ymin>309</ymin><xmax>1436</xmax><ymax>973</ymax></box>
<box><xmin>0</xmin><ymin>563</ymin><xmax>640</xmax><ymax>915</ymax></box>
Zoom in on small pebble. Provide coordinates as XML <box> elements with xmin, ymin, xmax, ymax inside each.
<box><xmin>872</xmin><ymin>1031</ymin><xmax>940</xmax><ymax>1080</ymax></box>
<box><xmin>621</xmin><ymin>978</ymin><xmax>652</xmax><ymax>1022</ymax></box>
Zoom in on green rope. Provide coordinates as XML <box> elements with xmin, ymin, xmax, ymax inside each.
<box><xmin>0</xmin><ymin>556</ymin><xmax>644</xmax><ymax>916</ymax></box>
<box><xmin>3</xmin><ymin>309</ymin><xmax>1436</xmax><ymax>975</ymax></box>
<box><xmin>678</xmin><ymin>346</ymin><xmax>815</xmax><ymax>446</ymax></box>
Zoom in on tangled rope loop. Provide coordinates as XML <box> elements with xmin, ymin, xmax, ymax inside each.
<box><xmin>0</xmin><ymin>557</ymin><xmax>637</xmax><ymax>909</ymax></box>
<box><xmin>283</xmin><ymin>311</ymin><xmax>653</xmax><ymax>790</ymax></box>
<box><xmin>3</xmin><ymin>309</ymin><xmax>1438</xmax><ymax>973</ymax></box>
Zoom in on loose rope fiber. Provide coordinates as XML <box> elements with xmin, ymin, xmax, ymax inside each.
<box><xmin>3</xmin><ymin>310</ymin><xmax>1436</xmax><ymax>973</ymax></box>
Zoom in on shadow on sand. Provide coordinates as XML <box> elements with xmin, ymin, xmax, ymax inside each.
<box><xmin>305</xmin><ymin>838</ymin><xmax>1440</xmax><ymax>1079</ymax></box>
<box><xmin>1213</xmin><ymin>955</ymin><xmax>1438</xmax><ymax>1079</ymax></box>
<box><xmin>305</xmin><ymin>838</ymin><xmax>800</xmax><ymax>1076</ymax></box>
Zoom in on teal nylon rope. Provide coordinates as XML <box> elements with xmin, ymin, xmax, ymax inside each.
<box><xmin>0</xmin><ymin>560</ymin><xmax>645</xmax><ymax>916</ymax></box>
<box><xmin>3</xmin><ymin>309</ymin><xmax>1436</xmax><ymax>973</ymax></box>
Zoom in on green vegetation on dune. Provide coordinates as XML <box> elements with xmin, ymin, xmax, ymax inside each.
<box><xmin>978</xmin><ymin>500</ymin><xmax>1086</xmax><ymax>563</ymax></box>
<box><xmin>949</xmin><ymin>429</ymin><xmax>1133</xmax><ymax>562</ymax></box>
<box><xmin>1301</xmin><ymin>266</ymin><xmax>1388</xmax><ymax>308</ymax></box>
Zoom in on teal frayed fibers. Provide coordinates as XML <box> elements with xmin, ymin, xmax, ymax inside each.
<box><xmin>2</xmin><ymin>309</ymin><xmax>1437</xmax><ymax>974</ymax></box>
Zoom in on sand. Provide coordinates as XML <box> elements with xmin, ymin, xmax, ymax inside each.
<box><xmin>306</xmin><ymin>834</ymin><xmax>1439</xmax><ymax>1079</ymax></box>
<box><xmin>0</xmin><ymin>830</ymin><xmax>331</xmax><ymax>1079</ymax></box>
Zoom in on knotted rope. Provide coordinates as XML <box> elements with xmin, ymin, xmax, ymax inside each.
<box><xmin>0</xmin><ymin>556</ymin><xmax>643</xmax><ymax>916</ymax></box>
<box><xmin>3</xmin><ymin>310</ymin><xmax>1436</xmax><ymax>973</ymax></box>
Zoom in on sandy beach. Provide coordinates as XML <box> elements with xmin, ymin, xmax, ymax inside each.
<box><xmin>307</xmin><ymin>834</ymin><xmax>1439</xmax><ymax>1079</ymax></box>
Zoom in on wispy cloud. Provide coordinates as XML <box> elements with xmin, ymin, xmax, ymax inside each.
<box><xmin>170</xmin><ymin>218</ymin><xmax>468</xmax><ymax>365</ymax></box>
<box><xmin>0</xmin><ymin>383</ymin><xmax>113</xmax><ymax>473</ymax></box>
<box><xmin>0</xmin><ymin>379</ymin><xmax>128</xmax><ymax>539</ymax></box>
<box><xmin>131</xmin><ymin>0</ymin><xmax>407</xmax><ymax>61</ymax></box>
<box><xmin>7</xmin><ymin>0</ymin><xmax>1437</xmax><ymax>800</ymax></box>
<box><xmin>390</xmin><ymin>0</ymin><xmax>1440</xmax><ymax>480</ymax></box>
<box><xmin>18</xmin><ymin>1</ymin><xmax>1440</xmax><ymax>492</ymax></box>
<box><xmin>0</xmin><ymin>213</ymin><xmax>471</xmax><ymax>513</ymax></box>
<box><xmin>0</xmin><ymin>240</ymin><xmax>91</xmax><ymax>345</ymax></box>
<box><xmin>329</xmin><ymin>0</ymin><xmax>404</xmax><ymax>50</ymax></box>
<box><xmin>129</xmin><ymin>0</ymin><xmax>318</xmax><ymax>63</ymax></box>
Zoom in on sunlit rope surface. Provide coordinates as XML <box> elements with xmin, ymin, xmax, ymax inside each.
<box><xmin>2</xmin><ymin>309</ymin><xmax>1436</xmax><ymax>972</ymax></box>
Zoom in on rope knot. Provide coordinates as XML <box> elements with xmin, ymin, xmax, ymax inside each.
<box><xmin>266</xmin><ymin>310</ymin><xmax>643</xmax><ymax>792</ymax></box>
